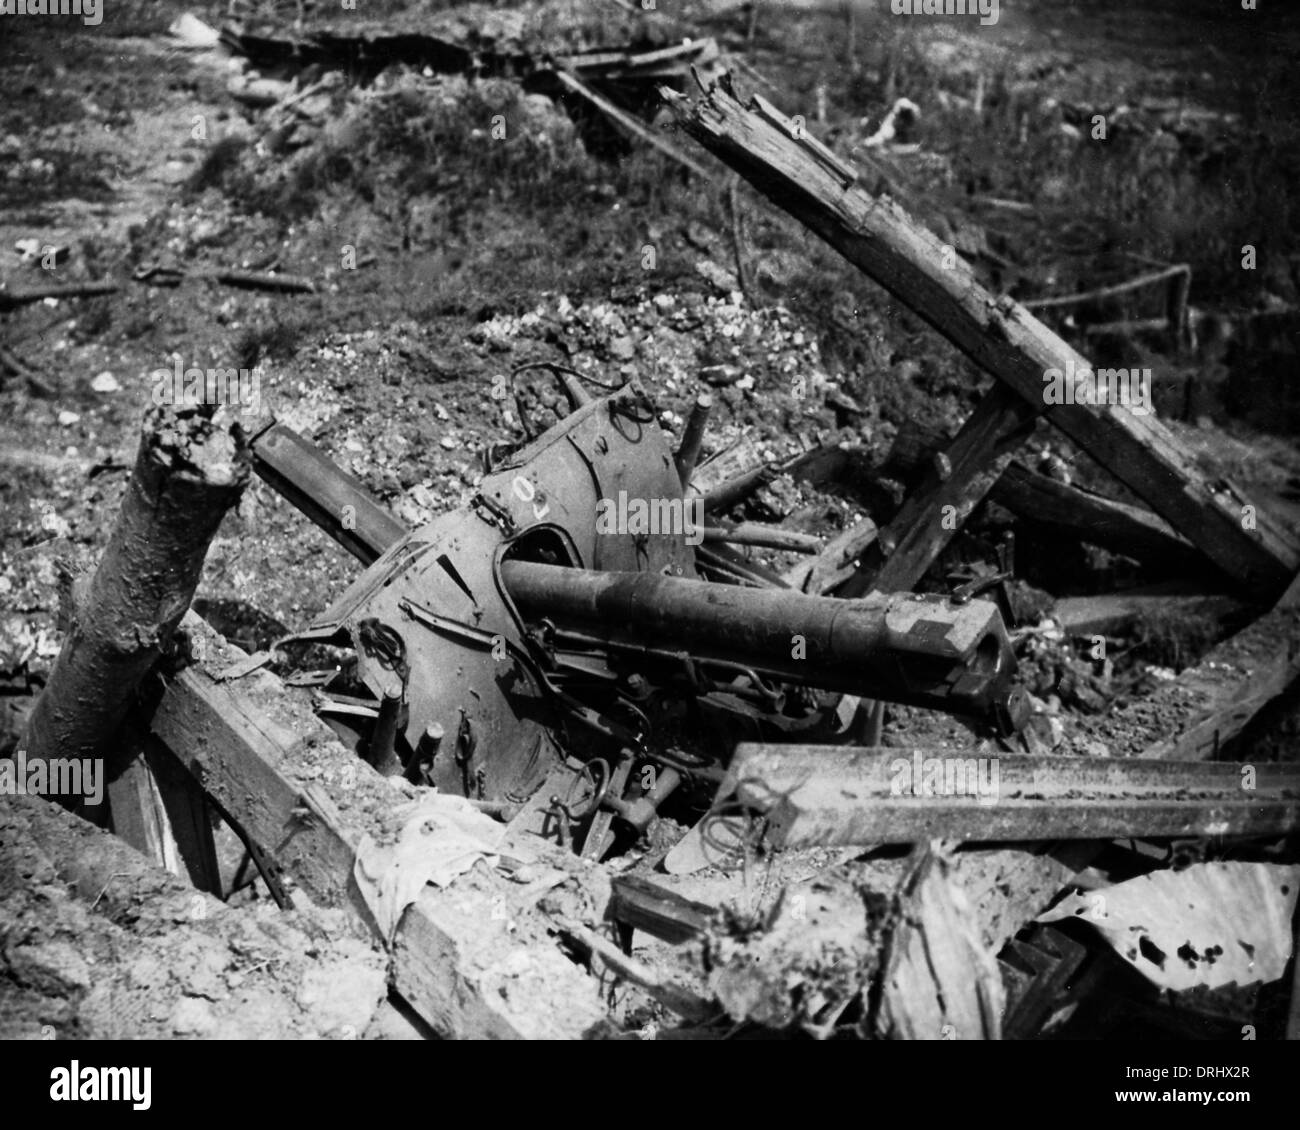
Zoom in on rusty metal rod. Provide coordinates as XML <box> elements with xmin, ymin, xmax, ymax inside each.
<box><xmin>674</xmin><ymin>392</ymin><xmax>713</xmax><ymax>487</ymax></box>
<box><xmin>728</xmin><ymin>745</ymin><xmax>1300</xmax><ymax>848</ymax></box>
<box><xmin>702</xmin><ymin>521</ymin><xmax>819</xmax><ymax>554</ymax></box>
<box><xmin>249</xmin><ymin>422</ymin><xmax>407</xmax><ymax>565</ymax></box>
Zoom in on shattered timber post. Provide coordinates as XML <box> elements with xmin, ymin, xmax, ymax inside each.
<box><xmin>21</xmin><ymin>408</ymin><xmax>250</xmax><ymax>785</ymax></box>
<box><xmin>664</xmin><ymin>80</ymin><xmax>1300</xmax><ymax>595</ymax></box>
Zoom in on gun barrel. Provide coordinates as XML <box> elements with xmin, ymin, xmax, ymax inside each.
<box><xmin>499</xmin><ymin>560</ymin><xmax>1019</xmax><ymax>722</ymax></box>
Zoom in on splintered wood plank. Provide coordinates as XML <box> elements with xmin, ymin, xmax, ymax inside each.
<box><xmin>866</xmin><ymin>383</ymin><xmax>1037</xmax><ymax>594</ymax></box>
<box><xmin>608</xmin><ymin>874</ymin><xmax>716</xmax><ymax>944</ymax></box>
<box><xmin>150</xmin><ymin>665</ymin><xmax>363</xmax><ymax>914</ymax></box>
<box><xmin>149</xmin><ymin>612</ymin><xmax>608</xmax><ymax>1040</ymax></box>
<box><xmin>782</xmin><ymin>514</ymin><xmax>878</xmax><ymax>594</ymax></box>
<box><xmin>106</xmin><ymin>744</ymin><xmax>178</xmax><ymax>875</ymax></box>
<box><xmin>143</xmin><ymin>738</ymin><xmax>224</xmax><ymax>896</ymax></box>
<box><xmin>667</xmin><ymin>83</ymin><xmax>1300</xmax><ymax>594</ymax></box>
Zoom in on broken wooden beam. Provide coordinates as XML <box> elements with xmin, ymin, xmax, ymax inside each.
<box><xmin>607</xmin><ymin>874</ymin><xmax>715</xmax><ymax>944</ymax></box>
<box><xmin>727</xmin><ymin>744</ymin><xmax>1300</xmax><ymax>849</ymax></box>
<box><xmin>995</xmin><ymin>461</ymin><xmax>1201</xmax><ymax>568</ymax></box>
<box><xmin>149</xmin><ymin>613</ymin><xmax>611</xmax><ymax>1039</ymax></box>
<box><xmin>878</xmin><ymin>845</ymin><xmax>1004</xmax><ymax>1040</ymax></box>
<box><xmin>149</xmin><ymin>655</ymin><xmax>366</xmax><ymax>916</ymax></box>
<box><xmin>1022</xmin><ymin>263</ymin><xmax>1191</xmax><ymax>313</ymax></box>
<box><xmin>782</xmin><ymin>514</ymin><xmax>878</xmax><ymax>594</ymax></box>
<box><xmin>0</xmin><ymin>344</ymin><xmax>57</xmax><ymax>398</ymax></box>
<box><xmin>665</xmin><ymin>81</ymin><xmax>1300</xmax><ymax>594</ymax></box>
<box><xmin>21</xmin><ymin>408</ymin><xmax>250</xmax><ymax>786</ymax></box>
<box><xmin>553</xmin><ymin>68</ymin><xmax>714</xmax><ymax>180</ymax></box>
<box><xmin>882</xmin><ymin>417</ymin><xmax>1203</xmax><ymax>569</ymax></box>
<box><xmin>206</xmin><ymin>269</ymin><xmax>316</xmax><ymax>294</ymax></box>
<box><xmin>853</xmin><ymin>383</ymin><xmax>1038</xmax><ymax>595</ymax></box>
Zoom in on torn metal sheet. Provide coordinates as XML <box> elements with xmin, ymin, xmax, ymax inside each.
<box><xmin>1038</xmin><ymin>861</ymin><xmax>1300</xmax><ymax>992</ymax></box>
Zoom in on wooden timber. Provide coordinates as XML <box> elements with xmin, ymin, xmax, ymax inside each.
<box><xmin>666</xmin><ymin>82</ymin><xmax>1300</xmax><ymax>594</ymax></box>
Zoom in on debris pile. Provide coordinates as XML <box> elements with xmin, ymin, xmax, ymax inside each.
<box><xmin>3</xmin><ymin>4</ymin><xmax>1300</xmax><ymax>1044</ymax></box>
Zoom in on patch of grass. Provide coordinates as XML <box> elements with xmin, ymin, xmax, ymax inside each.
<box><xmin>233</xmin><ymin>313</ymin><xmax>312</xmax><ymax>369</ymax></box>
<box><xmin>1130</xmin><ymin>606</ymin><xmax>1224</xmax><ymax>672</ymax></box>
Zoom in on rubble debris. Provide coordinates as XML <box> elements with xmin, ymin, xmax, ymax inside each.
<box><xmin>1039</xmin><ymin>862</ymin><xmax>1300</xmax><ymax>993</ymax></box>
<box><xmin>706</xmin><ymin>863</ymin><xmax>891</xmax><ymax>1036</ymax></box>
<box><xmin>0</xmin><ymin>792</ymin><xmax>387</xmax><ymax>1040</ymax></box>
<box><xmin>167</xmin><ymin>12</ymin><xmax>220</xmax><ymax>50</ymax></box>
<box><xmin>354</xmin><ymin>792</ymin><xmax>505</xmax><ymax>942</ymax></box>
<box><xmin>1067</xmin><ymin>571</ymin><xmax>1300</xmax><ymax>759</ymax></box>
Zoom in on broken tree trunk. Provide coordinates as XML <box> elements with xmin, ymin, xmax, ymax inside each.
<box><xmin>665</xmin><ymin>81</ymin><xmax>1300</xmax><ymax>595</ymax></box>
<box><xmin>21</xmin><ymin>408</ymin><xmax>249</xmax><ymax>789</ymax></box>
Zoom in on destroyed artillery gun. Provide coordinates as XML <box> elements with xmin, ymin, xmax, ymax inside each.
<box><xmin>248</xmin><ymin>376</ymin><xmax>1026</xmax><ymax>860</ymax></box>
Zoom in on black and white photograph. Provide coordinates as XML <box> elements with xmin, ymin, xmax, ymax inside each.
<box><xmin>0</xmin><ymin>0</ymin><xmax>1296</xmax><ymax>1098</ymax></box>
